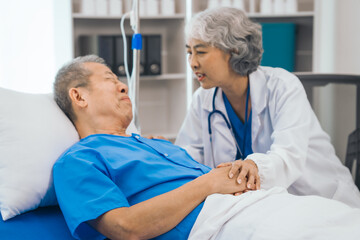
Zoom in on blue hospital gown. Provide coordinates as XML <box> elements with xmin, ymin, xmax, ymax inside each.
<box><xmin>53</xmin><ymin>133</ymin><xmax>211</xmax><ymax>240</ymax></box>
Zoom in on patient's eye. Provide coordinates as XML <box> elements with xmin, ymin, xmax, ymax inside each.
<box><xmin>105</xmin><ymin>72</ymin><xmax>120</xmax><ymax>84</ymax></box>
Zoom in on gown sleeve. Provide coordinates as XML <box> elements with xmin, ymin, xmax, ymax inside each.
<box><xmin>53</xmin><ymin>148</ymin><xmax>130</xmax><ymax>240</ymax></box>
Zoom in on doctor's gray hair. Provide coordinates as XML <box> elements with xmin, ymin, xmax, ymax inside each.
<box><xmin>185</xmin><ymin>7</ymin><xmax>263</xmax><ymax>76</ymax></box>
<box><xmin>53</xmin><ymin>55</ymin><xmax>106</xmax><ymax>123</ymax></box>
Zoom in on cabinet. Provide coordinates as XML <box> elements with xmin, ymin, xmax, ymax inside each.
<box><xmin>71</xmin><ymin>0</ymin><xmax>315</xmax><ymax>141</ymax></box>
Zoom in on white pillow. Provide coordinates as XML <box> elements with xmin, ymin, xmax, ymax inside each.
<box><xmin>0</xmin><ymin>87</ymin><xmax>79</xmax><ymax>221</ymax></box>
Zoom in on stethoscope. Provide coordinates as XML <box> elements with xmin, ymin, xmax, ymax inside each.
<box><xmin>207</xmin><ymin>82</ymin><xmax>250</xmax><ymax>161</ymax></box>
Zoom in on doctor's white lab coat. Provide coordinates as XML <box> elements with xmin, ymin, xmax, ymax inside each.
<box><xmin>176</xmin><ymin>66</ymin><xmax>360</xmax><ymax>208</ymax></box>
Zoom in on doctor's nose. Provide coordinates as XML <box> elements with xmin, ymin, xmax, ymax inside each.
<box><xmin>189</xmin><ymin>55</ymin><xmax>199</xmax><ymax>70</ymax></box>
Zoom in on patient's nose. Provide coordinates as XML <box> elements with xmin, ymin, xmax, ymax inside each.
<box><xmin>118</xmin><ymin>82</ymin><xmax>128</xmax><ymax>94</ymax></box>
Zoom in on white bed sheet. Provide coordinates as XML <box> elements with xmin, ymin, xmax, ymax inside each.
<box><xmin>189</xmin><ymin>187</ymin><xmax>360</xmax><ymax>240</ymax></box>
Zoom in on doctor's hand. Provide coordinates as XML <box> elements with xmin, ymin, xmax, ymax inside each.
<box><xmin>217</xmin><ymin>159</ymin><xmax>260</xmax><ymax>194</ymax></box>
<box><xmin>145</xmin><ymin>135</ymin><xmax>169</xmax><ymax>141</ymax></box>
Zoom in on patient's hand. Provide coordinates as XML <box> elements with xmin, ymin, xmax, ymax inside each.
<box><xmin>203</xmin><ymin>166</ymin><xmax>247</xmax><ymax>195</ymax></box>
<box><xmin>145</xmin><ymin>135</ymin><xmax>169</xmax><ymax>141</ymax></box>
<box><xmin>217</xmin><ymin>159</ymin><xmax>260</xmax><ymax>194</ymax></box>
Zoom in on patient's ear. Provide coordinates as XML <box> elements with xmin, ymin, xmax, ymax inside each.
<box><xmin>69</xmin><ymin>88</ymin><xmax>88</xmax><ymax>108</ymax></box>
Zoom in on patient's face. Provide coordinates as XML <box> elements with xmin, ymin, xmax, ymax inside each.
<box><xmin>83</xmin><ymin>62</ymin><xmax>133</xmax><ymax>127</ymax></box>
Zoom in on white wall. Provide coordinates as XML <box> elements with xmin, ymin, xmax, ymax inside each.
<box><xmin>0</xmin><ymin>0</ymin><xmax>72</xmax><ymax>93</ymax></box>
<box><xmin>334</xmin><ymin>0</ymin><xmax>360</xmax><ymax>74</ymax></box>
<box><xmin>313</xmin><ymin>0</ymin><xmax>360</xmax><ymax>162</ymax></box>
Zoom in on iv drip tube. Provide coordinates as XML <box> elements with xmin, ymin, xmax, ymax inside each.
<box><xmin>120</xmin><ymin>0</ymin><xmax>141</xmax><ymax>133</ymax></box>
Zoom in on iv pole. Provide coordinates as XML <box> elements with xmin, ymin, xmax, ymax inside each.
<box><xmin>131</xmin><ymin>0</ymin><xmax>141</xmax><ymax>133</ymax></box>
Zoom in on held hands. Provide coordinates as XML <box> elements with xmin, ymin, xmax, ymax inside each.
<box><xmin>217</xmin><ymin>159</ymin><xmax>260</xmax><ymax>195</ymax></box>
<box><xmin>205</xmin><ymin>166</ymin><xmax>247</xmax><ymax>195</ymax></box>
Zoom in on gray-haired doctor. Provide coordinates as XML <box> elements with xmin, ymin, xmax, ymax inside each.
<box><xmin>175</xmin><ymin>7</ymin><xmax>360</xmax><ymax>207</ymax></box>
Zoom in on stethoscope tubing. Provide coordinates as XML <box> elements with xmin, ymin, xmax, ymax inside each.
<box><xmin>207</xmin><ymin>83</ymin><xmax>250</xmax><ymax>160</ymax></box>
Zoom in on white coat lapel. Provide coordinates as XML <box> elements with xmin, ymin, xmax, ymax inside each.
<box><xmin>249</xmin><ymin>68</ymin><xmax>268</xmax><ymax>146</ymax></box>
<box><xmin>202</xmin><ymin>88</ymin><xmax>237</xmax><ymax>165</ymax></box>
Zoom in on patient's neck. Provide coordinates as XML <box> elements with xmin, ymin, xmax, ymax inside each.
<box><xmin>75</xmin><ymin>119</ymin><xmax>130</xmax><ymax>139</ymax></box>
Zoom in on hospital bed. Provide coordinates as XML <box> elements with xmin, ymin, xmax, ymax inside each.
<box><xmin>0</xmin><ymin>206</ymin><xmax>73</xmax><ymax>239</ymax></box>
<box><xmin>1</xmin><ymin>73</ymin><xmax>360</xmax><ymax>239</ymax></box>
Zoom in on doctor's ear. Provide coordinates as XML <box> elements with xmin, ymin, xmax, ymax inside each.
<box><xmin>69</xmin><ymin>87</ymin><xmax>88</xmax><ymax>108</ymax></box>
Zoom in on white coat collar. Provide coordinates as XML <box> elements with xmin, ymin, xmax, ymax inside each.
<box><xmin>201</xmin><ymin>87</ymin><xmax>215</xmax><ymax>112</ymax></box>
<box><xmin>249</xmin><ymin>67</ymin><xmax>268</xmax><ymax>144</ymax></box>
<box><xmin>201</xmin><ymin>87</ymin><xmax>237</xmax><ymax>163</ymax></box>
<box><xmin>249</xmin><ymin>67</ymin><xmax>268</xmax><ymax>116</ymax></box>
<box><xmin>201</xmin><ymin>87</ymin><xmax>233</xmax><ymax>142</ymax></box>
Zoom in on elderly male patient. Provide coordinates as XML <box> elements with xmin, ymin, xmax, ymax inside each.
<box><xmin>53</xmin><ymin>55</ymin><xmax>360</xmax><ymax>240</ymax></box>
<box><xmin>53</xmin><ymin>55</ymin><xmax>246</xmax><ymax>240</ymax></box>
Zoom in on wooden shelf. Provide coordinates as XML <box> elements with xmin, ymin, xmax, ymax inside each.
<box><xmin>249</xmin><ymin>11</ymin><xmax>314</xmax><ymax>18</ymax></box>
<box><xmin>141</xmin><ymin>73</ymin><xmax>186</xmax><ymax>81</ymax></box>
<box><xmin>72</xmin><ymin>13</ymin><xmax>185</xmax><ymax>20</ymax></box>
<box><xmin>120</xmin><ymin>73</ymin><xmax>186</xmax><ymax>82</ymax></box>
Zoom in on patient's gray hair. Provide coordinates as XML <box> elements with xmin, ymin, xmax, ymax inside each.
<box><xmin>185</xmin><ymin>7</ymin><xmax>263</xmax><ymax>76</ymax></box>
<box><xmin>53</xmin><ymin>55</ymin><xmax>106</xmax><ymax>123</ymax></box>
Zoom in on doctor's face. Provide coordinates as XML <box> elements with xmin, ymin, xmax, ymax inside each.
<box><xmin>186</xmin><ymin>38</ymin><xmax>234</xmax><ymax>89</ymax></box>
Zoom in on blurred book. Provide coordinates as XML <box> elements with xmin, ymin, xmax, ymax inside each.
<box><xmin>78</xmin><ymin>35</ymin><xmax>115</xmax><ymax>71</ymax></box>
<box><xmin>260</xmin><ymin>23</ymin><xmax>296</xmax><ymax>72</ymax></box>
<box><xmin>146</xmin><ymin>35</ymin><xmax>162</xmax><ymax>75</ymax></box>
<box><xmin>78</xmin><ymin>34</ymin><xmax>161</xmax><ymax>76</ymax></box>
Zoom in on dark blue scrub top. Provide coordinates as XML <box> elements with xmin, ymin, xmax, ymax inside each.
<box><xmin>223</xmin><ymin>92</ymin><xmax>253</xmax><ymax>160</ymax></box>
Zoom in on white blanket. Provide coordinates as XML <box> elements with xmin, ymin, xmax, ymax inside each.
<box><xmin>189</xmin><ymin>187</ymin><xmax>360</xmax><ymax>240</ymax></box>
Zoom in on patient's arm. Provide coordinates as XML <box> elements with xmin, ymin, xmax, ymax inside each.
<box><xmin>88</xmin><ymin>166</ymin><xmax>245</xmax><ymax>240</ymax></box>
